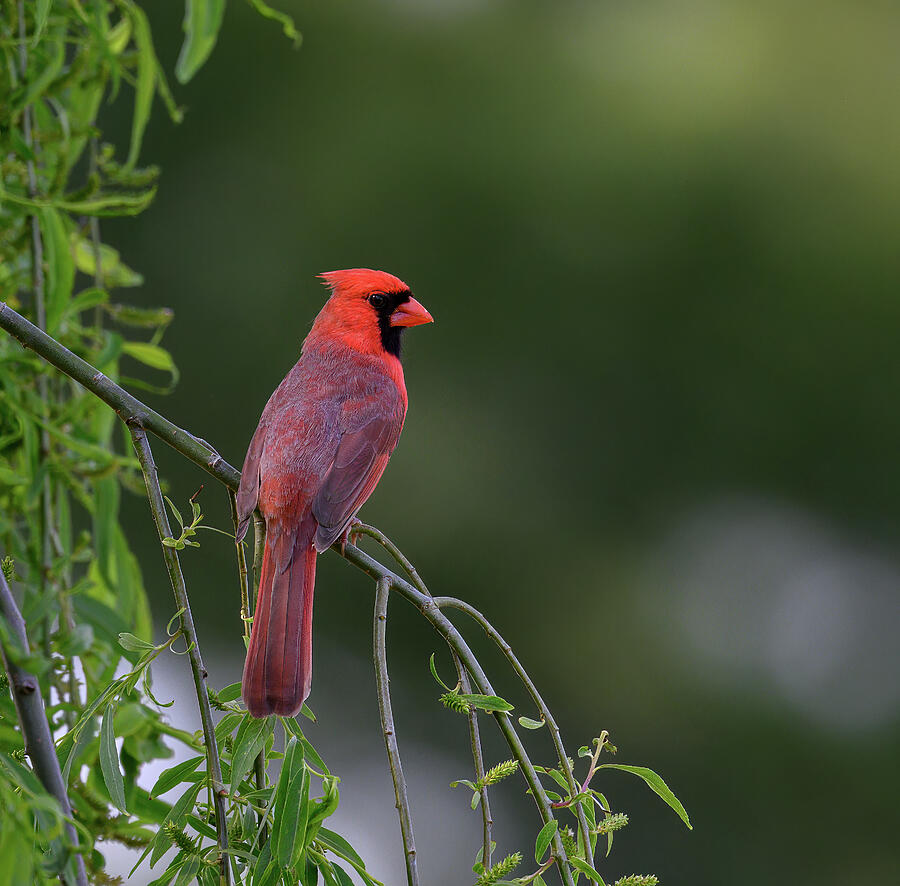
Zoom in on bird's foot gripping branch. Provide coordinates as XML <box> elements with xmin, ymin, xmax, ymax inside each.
<box><xmin>0</xmin><ymin>302</ymin><xmax>690</xmax><ymax>885</ymax></box>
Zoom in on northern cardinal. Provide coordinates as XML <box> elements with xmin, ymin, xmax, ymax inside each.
<box><xmin>236</xmin><ymin>269</ymin><xmax>433</xmax><ymax>718</ymax></box>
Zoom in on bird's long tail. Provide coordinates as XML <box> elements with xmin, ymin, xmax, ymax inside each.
<box><xmin>242</xmin><ymin>516</ymin><xmax>317</xmax><ymax>718</ymax></box>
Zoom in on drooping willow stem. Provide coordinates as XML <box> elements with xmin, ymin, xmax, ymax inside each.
<box><xmin>357</xmin><ymin>524</ymin><xmax>494</xmax><ymax>870</ymax></box>
<box><xmin>15</xmin><ymin>0</ymin><xmax>55</xmax><ymax>690</ymax></box>
<box><xmin>434</xmin><ymin>596</ymin><xmax>593</xmax><ymax>858</ymax></box>
<box><xmin>455</xmin><ymin>655</ymin><xmax>493</xmax><ymax>870</ymax></box>
<box><xmin>373</xmin><ymin>577</ymin><xmax>419</xmax><ymax>886</ymax></box>
<box><xmin>0</xmin><ymin>563</ymin><xmax>89</xmax><ymax>886</ymax></box>
<box><xmin>250</xmin><ymin>511</ymin><xmax>268</xmax><ymax>842</ymax></box>
<box><xmin>129</xmin><ymin>426</ymin><xmax>232</xmax><ymax>885</ymax></box>
<box><xmin>228</xmin><ymin>491</ymin><xmax>252</xmax><ymax>644</ymax></box>
<box><xmin>345</xmin><ymin>545</ymin><xmax>576</xmax><ymax>886</ymax></box>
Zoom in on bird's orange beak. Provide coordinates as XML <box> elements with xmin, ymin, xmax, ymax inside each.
<box><xmin>390</xmin><ymin>297</ymin><xmax>434</xmax><ymax>328</ymax></box>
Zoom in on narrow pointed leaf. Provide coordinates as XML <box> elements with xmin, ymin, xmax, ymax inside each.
<box><xmin>150</xmin><ymin>755</ymin><xmax>204</xmax><ymax>798</ymax></box>
<box><xmin>535</xmin><ymin>818</ymin><xmax>558</xmax><ymax>863</ymax></box>
<box><xmin>569</xmin><ymin>857</ymin><xmax>607</xmax><ymax>884</ymax></box>
<box><xmin>100</xmin><ymin>705</ymin><xmax>127</xmax><ymax>812</ymax></box>
<box><xmin>598</xmin><ymin>764</ymin><xmax>692</xmax><ymax>830</ymax></box>
<box><xmin>230</xmin><ymin>715</ymin><xmax>272</xmax><ymax>795</ymax></box>
<box><xmin>176</xmin><ymin>0</ymin><xmax>226</xmax><ymax>83</ymax></box>
<box><xmin>457</xmin><ymin>693</ymin><xmax>514</xmax><ymax>713</ymax></box>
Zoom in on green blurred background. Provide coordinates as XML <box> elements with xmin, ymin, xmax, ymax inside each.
<box><xmin>107</xmin><ymin>1</ymin><xmax>899</xmax><ymax>883</ymax></box>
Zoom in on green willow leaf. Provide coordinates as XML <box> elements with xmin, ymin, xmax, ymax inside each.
<box><xmin>270</xmin><ymin>737</ymin><xmax>303</xmax><ymax>848</ymax></box>
<box><xmin>33</xmin><ymin>0</ymin><xmax>52</xmax><ymax>46</ymax></box>
<box><xmin>598</xmin><ymin>764</ymin><xmax>692</xmax><ymax>830</ymax></box>
<box><xmin>176</xmin><ymin>0</ymin><xmax>226</xmax><ymax>84</ymax></box>
<box><xmin>130</xmin><ymin>781</ymin><xmax>202</xmax><ymax>873</ymax></box>
<box><xmin>217</xmin><ymin>681</ymin><xmax>242</xmax><ymax>702</ymax></box>
<box><xmin>124</xmin><ymin>2</ymin><xmax>157</xmax><ymax>170</ymax></box>
<box><xmin>518</xmin><ymin>716</ymin><xmax>545</xmax><ymax>729</ymax></box>
<box><xmin>535</xmin><ymin>818</ymin><xmax>558</xmax><ymax>863</ymax></box>
<box><xmin>118</xmin><ymin>632</ymin><xmax>156</xmax><ymax>653</ymax></box>
<box><xmin>276</xmin><ymin>758</ymin><xmax>310</xmax><ymax>870</ymax></box>
<box><xmin>316</xmin><ymin>828</ymin><xmax>365</xmax><ymax>868</ymax></box>
<box><xmin>122</xmin><ymin>341</ymin><xmax>177</xmax><ymax>373</ymax></box>
<box><xmin>214</xmin><ymin>711</ymin><xmax>243</xmax><ymax>744</ymax></box>
<box><xmin>428</xmin><ymin>651</ymin><xmax>453</xmax><ymax>691</ymax></box>
<box><xmin>1</xmin><ymin>188</ymin><xmax>156</xmax><ymax>217</ymax></box>
<box><xmin>569</xmin><ymin>857</ymin><xmax>607</xmax><ymax>884</ymax></box>
<box><xmin>36</xmin><ymin>206</ymin><xmax>74</xmax><ymax>334</ymax></box>
<box><xmin>15</xmin><ymin>30</ymin><xmax>64</xmax><ymax>111</ymax></box>
<box><xmin>282</xmin><ymin>716</ymin><xmax>330</xmax><ymax>774</ymax></box>
<box><xmin>150</xmin><ymin>755</ymin><xmax>204</xmax><ymax>798</ymax></box>
<box><xmin>107</xmin><ymin>17</ymin><xmax>132</xmax><ymax>54</ymax></box>
<box><xmin>230</xmin><ymin>715</ymin><xmax>272</xmax><ymax>795</ymax></box>
<box><xmin>457</xmin><ymin>692</ymin><xmax>514</xmax><ymax>713</ymax></box>
<box><xmin>71</xmin><ymin>235</ymin><xmax>143</xmax><ymax>287</ymax></box>
<box><xmin>100</xmin><ymin>704</ymin><xmax>127</xmax><ymax>812</ymax></box>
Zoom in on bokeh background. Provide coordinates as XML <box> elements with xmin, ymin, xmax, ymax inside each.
<box><xmin>105</xmin><ymin>1</ymin><xmax>899</xmax><ymax>883</ymax></box>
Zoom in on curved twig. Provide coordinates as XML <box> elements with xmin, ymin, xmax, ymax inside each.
<box><xmin>361</xmin><ymin>523</ymin><xmax>493</xmax><ymax>868</ymax></box>
<box><xmin>0</xmin><ymin>564</ymin><xmax>89</xmax><ymax>886</ymax></box>
<box><xmin>341</xmin><ymin>544</ymin><xmax>575</xmax><ymax>886</ymax></box>
<box><xmin>434</xmin><ymin>596</ymin><xmax>593</xmax><ymax>860</ymax></box>
<box><xmin>373</xmin><ymin>577</ymin><xmax>419</xmax><ymax>886</ymax></box>
<box><xmin>129</xmin><ymin>427</ymin><xmax>232</xmax><ymax>885</ymax></box>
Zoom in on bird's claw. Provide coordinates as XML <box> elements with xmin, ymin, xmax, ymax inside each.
<box><xmin>339</xmin><ymin>518</ymin><xmax>363</xmax><ymax>555</ymax></box>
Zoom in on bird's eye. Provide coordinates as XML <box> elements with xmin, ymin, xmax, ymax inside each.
<box><xmin>368</xmin><ymin>293</ymin><xmax>388</xmax><ymax>309</ymax></box>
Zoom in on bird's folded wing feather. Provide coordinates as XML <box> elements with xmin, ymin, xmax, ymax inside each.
<box><xmin>312</xmin><ymin>408</ymin><xmax>402</xmax><ymax>552</ymax></box>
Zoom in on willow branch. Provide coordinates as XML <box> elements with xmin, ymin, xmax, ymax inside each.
<box><xmin>434</xmin><ymin>596</ymin><xmax>593</xmax><ymax>860</ymax></box>
<box><xmin>361</xmin><ymin>523</ymin><xmax>494</xmax><ymax>868</ymax></box>
<box><xmin>248</xmin><ymin>509</ymin><xmax>268</xmax><ymax>842</ymax></box>
<box><xmin>252</xmin><ymin>513</ymin><xmax>265</xmax><ymax>612</ymax></box>
<box><xmin>16</xmin><ymin>0</ymin><xmax>55</xmax><ymax>678</ymax></box>
<box><xmin>228</xmin><ymin>492</ymin><xmax>252</xmax><ymax>644</ymax></box>
<box><xmin>354</xmin><ymin>523</ymin><xmax>428</xmax><ymax>592</ymax></box>
<box><xmin>0</xmin><ymin>303</ymin><xmax>576</xmax><ymax>882</ymax></box>
<box><xmin>343</xmin><ymin>544</ymin><xmax>575</xmax><ymax>886</ymax></box>
<box><xmin>128</xmin><ymin>427</ymin><xmax>232</xmax><ymax>886</ymax></box>
<box><xmin>456</xmin><ymin>656</ymin><xmax>492</xmax><ymax>870</ymax></box>
<box><xmin>0</xmin><ymin>564</ymin><xmax>89</xmax><ymax>886</ymax></box>
<box><xmin>373</xmin><ymin>577</ymin><xmax>419</xmax><ymax>886</ymax></box>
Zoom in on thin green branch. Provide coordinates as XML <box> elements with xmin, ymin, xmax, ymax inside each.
<box><xmin>354</xmin><ymin>522</ymin><xmax>428</xmax><ymax>592</ymax></box>
<box><xmin>16</xmin><ymin>0</ymin><xmax>55</xmax><ymax>683</ymax></box>
<box><xmin>128</xmin><ymin>426</ymin><xmax>232</xmax><ymax>886</ymax></box>
<box><xmin>0</xmin><ymin>561</ymin><xmax>89</xmax><ymax>886</ymax></box>
<box><xmin>343</xmin><ymin>545</ymin><xmax>574</xmax><ymax>886</ymax></box>
<box><xmin>433</xmin><ymin>596</ymin><xmax>593</xmax><ymax>861</ymax></box>
<box><xmin>360</xmin><ymin>523</ymin><xmax>495</xmax><ymax>868</ymax></box>
<box><xmin>228</xmin><ymin>491</ymin><xmax>251</xmax><ymax>644</ymax></box>
<box><xmin>252</xmin><ymin>513</ymin><xmax>265</xmax><ymax>605</ymax></box>
<box><xmin>249</xmin><ymin>508</ymin><xmax>268</xmax><ymax>843</ymax></box>
<box><xmin>373</xmin><ymin>577</ymin><xmax>419</xmax><ymax>886</ymax></box>
<box><xmin>455</xmin><ymin>655</ymin><xmax>492</xmax><ymax>871</ymax></box>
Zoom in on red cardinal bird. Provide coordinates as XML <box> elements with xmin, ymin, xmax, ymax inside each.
<box><xmin>236</xmin><ymin>269</ymin><xmax>432</xmax><ymax>718</ymax></box>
